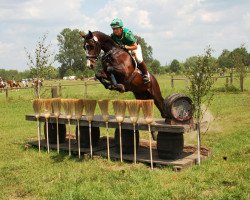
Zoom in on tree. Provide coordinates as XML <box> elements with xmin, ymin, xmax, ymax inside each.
<box><xmin>217</xmin><ymin>49</ymin><xmax>233</xmax><ymax>69</ymax></box>
<box><xmin>230</xmin><ymin>45</ymin><xmax>248</xmax><ymax>91</ymax></box>
<box><xmin>169</xmin><ymin>59</ymin><xmax>181</xmax><ymax>73</ymax></box>
<box><xmin>184</xmin><ymin>47</ymin><xmax>216</xmax><ymax>165</ymax></box>
<box><xmin>247</xmin><ymin>53</ymin><xmax>250</xmax><ymax>67</ymax></box>
<box><xmin>46</xmin><ymin>66</ymin><xmax>58</xmax><ymax>79</ymax></box>
<box><xmin>25</xmin><ymin>33</ymin><xmax>54</xmax><ymax>78</ymax></box>
<box><xmin>184</xmin><ymin>56</ymin><xmax>200</xmax><ymax>70</ymax></box>
<box><xmin>135</xmin><ymin>35</ymin><xmax>153</xmax><ymax>64</ymax></box>
<box><xmin>149</xmin><ymin>59</ymin><xmax>161</xmax><ymax>74</ymax></box>
<box><xmin>56</xmin><ymin>28</ymin><xmax>86</xmax><ymax>78</ymax></box>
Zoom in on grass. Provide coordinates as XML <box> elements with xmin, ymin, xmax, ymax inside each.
<box><xmin>0</xmin><ymin>75</ymin><xmax>249</xmax><ymax>199</ymax></box>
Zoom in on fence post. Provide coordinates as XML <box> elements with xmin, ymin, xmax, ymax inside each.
<box><xmin>171</xmin><ymin>76</ymin><xmax>174</xmax><ymax>88</ymax></box>
<box><xmin>51</xmin><ymin>85</ymin><xmax>59</xmax><ymax>98</ymax></box>
<box><xmin>5</xmin><ymin>88</ymin><xmax>8</xmax><ymax>100</ymax></box>
<box><xmin>240</xmin><ymin>75</ymin><xmax>244</xmax><ymax>92</ymax></box>
<box><xmin>230</xmin><ymin>72</ymin><xmax>233</xmax><ymax>85</ymax></box>
<box><xmin>226</xmin><ymin>77</ymin><xmax>229</xmax><ymax>87</ymax></box>
<box><xmin>58</xmin><ymin>83</ymin><xmax>62</xmax><ymax>97</ymax></box>
<box><xmin>84</xmin><ymin>81</ymin><xmax>87</xmax><ymax>98</ymax></box>
<box><xmin>185</xmin><ymin>79</ymin><xmax>188</xmax><ymax>90</ymax></box>
<box><xmin>34</xmin><ymin>87</ymin><xmax>38</xmax><ymax>98</ymax></box>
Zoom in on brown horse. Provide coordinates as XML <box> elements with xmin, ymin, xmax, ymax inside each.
<box><xmin>7</xmin><ymin>80</ymin><xmax>21</xmax><ymax>88</ymax></box>
<box><xmin>81</xmin><ymin>31</ymin><xmax>167</xmax><ymax>118</ymax></box>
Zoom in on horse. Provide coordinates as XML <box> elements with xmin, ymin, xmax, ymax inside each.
<box><xmin>7</xmin><ymin>80</ymin><xmax>21</xmax><ymax>88</ymax></box>
<box><xmin>81</xmin><ymin>31</ymin><xmax>167</xmax><ymax>118</ymax></box>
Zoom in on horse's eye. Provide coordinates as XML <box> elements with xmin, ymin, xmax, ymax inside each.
<box><xmin>85</xmin><ymin>45</ymin><xmax>93</xmax><ymax>51</ymax></box>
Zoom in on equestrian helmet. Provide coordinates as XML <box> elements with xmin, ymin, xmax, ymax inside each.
<box><xmin>110</xmin><ymin>18</ymin><xmax>123</xmax><ymax>28</ymax></box>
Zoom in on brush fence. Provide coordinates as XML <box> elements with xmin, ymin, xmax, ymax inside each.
<box><xmin>25</xmin><ymin>114</ymin><xmax>211</xmax><ymax>170</ymax></box>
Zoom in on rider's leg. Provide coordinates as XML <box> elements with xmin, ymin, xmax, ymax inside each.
<box><xmin>138</xmin><ymin>61</ymin><xmax>150</xmax><ymax>84</ymax></box>
<box><xmin>132</xmin><ymin>44</ymin><xmax>150</xmax><ymax>84</ymax></box>
<box><xmin>107</xmin><ymin>67</ymin><xmax>125</xmax><ymax>92</ymax></box>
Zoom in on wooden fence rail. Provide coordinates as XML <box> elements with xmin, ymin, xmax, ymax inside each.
<box><xmin>1</xmin><ymin>72</ymin><xmax>245</xmax><ymax>100</ymax></box>
<box><xmin>0</xmin><ymin>81</ymin><xmax>102</xmax><ymax>100</ymax></box>
<box><xmin>170</xmin><ymin>73</ymin><xmax>236</xmax><ymax>89</ymax></box>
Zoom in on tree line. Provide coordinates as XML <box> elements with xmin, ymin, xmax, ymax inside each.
<box><xmin>166</xmin><ymin>44</ymin><xmax>250</xmax><ymax>75</ymax></box>
<box><xmin>1</xmin><ymin>28</ymin><xmax>249</xmax><ymax>80</ymax></box>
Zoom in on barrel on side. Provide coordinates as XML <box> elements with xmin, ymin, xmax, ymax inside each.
<box><xmin>75</xmin><ymin>126</ymin><xmax>100</xmax><ymax>148</ymax></box>
<box><xmin>164</xmin><ymin>93</ymin><xmax>193</xmax><ymax>122</ymax></box>
<box><xmin>44</xmin><ymin>122</ymin><xmax>66</xmax><ymax>144</ymax></box>
<box><xmin>114</xmin><ymin>129</ymin><xmax>139</xmax><ymax>154</ymax></box>
<box><xmin>157</xmin><ymin>132</ymin><xmax>184</xmax><ymax>159</ymax></box>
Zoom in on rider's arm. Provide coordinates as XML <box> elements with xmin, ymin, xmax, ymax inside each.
<box><xmin>125</xmin><ymin>42</ymin><xmax>137</xmax><ymax>51</ymax></box>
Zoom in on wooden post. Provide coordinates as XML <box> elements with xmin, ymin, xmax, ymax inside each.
<box><xmin>51</xmin><ymin>85</ymin><xmax>58</xmax><ymax>98</ymax></box>
<box><xmin>171</xmin><ymin>76</ymin><xmax>174</xmax><ymax>88</ymax></box>
<box><xmin>5</xmin><ymin>88</ymin><xmax>8</xmax><ymax>99</ymax></box>
<box><xmin>37</xmin><ymin>85</ymin><xmax>40</xmax><ymax>99</ymax></box>
<box><xmin>58</xmin><ymin>83</ymin><xmax>62</xmax><ymax>97</ymax></box>
<box><xmin>230</xmin><ymin>72</ymin><xmax>233</xmax><ymax>85</ymax></box>
<box><xmin>34</xmin><ymin>87</ymin><xmax>37</xmax><ymax>98</ymax></box>
<box><xmin>185</xmin><ymin>79</ymin><xmax>188</xmax><ymax>90</ymax></box>
<box><xmin>226</xmin><ymin>77</ymin><xmax>229</xmax><ymax>87</ymax></box>
<box><xmin>84</xmin><ymin>82</ymin><xmax>87</xmax><ymax>98</ymax></box>
<box><xmin>240</xmin><ymin>75</ymin><xmax>244</xmax><ymax>92</ymax></box>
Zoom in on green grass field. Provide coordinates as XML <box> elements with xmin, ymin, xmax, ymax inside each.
<box><xmin>0</xmin><ymin>75</ymin><xmax>249</xmax><ymax>199</ymax></box>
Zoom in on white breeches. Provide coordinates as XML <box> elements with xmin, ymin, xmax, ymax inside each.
<box><xmin>131</xmin><ymin>44</ymin><xmax>143</xmax><ymax>63</ymax></box>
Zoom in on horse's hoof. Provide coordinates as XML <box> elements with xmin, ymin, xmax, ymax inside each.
<box><xmin>116</xmin><ymin>84</ymin><xmax>125</xmax><ymax>93</ymax></box>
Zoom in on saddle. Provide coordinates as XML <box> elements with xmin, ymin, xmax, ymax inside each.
<box><xmin>102</xmin><ymin>48</ymin><xmax>138</xmax><ymax>70</ymax></box>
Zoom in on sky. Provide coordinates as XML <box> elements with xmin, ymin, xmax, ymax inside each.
<box><xmin>0</xmin><ymin>0</ymin><xmax>250</xmax><ymax>71</ymax></box>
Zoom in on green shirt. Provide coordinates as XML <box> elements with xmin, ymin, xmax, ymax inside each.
<box><xmin>111</xmin><ymin>28</ymin><xmax>137</xmax><ymax>46</ymax></box>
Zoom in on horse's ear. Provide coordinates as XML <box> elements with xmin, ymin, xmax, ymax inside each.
<box><xmin>88</xmin><ymin>30</ymin><xmax>93</xmax><ymax>39</ymax></box>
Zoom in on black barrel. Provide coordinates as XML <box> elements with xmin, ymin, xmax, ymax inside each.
<box><xmin>44</xmin><ymin>122</ymin><xmax>66</xmax><ymax>144</ymax></box>
<box><xmin>75</xmin><ymin>126</ymin><xmax>100</xmax><ymax>148</ymax></box>
<box><xmin>164</xmin><ymin>93</ymin><xmax>193</xmax><ymax>122</ymax></box>
<box><xmin>114</xmin><ymin>129</ymin><xmax>139</xmax><ymax>154</ymax></box>
<box><xmin>157</xmin><ymin>132</ymin><xmax>184</xmax><ymax>159</ymax></box>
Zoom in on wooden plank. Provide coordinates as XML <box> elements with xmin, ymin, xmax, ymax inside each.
<box><xmin>25</xmin><ymin>114</ymin><xmax>187</xmax><ymax>133</ymax></box>
<box><xmin>27</xmin><ymin>137</ymin><xmax>210</xmax><ymax>171</ymax></box>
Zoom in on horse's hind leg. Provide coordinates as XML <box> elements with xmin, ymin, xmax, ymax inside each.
<box><xmin>148</xmin><ymin>75</ymin><xmax>167</xmax><ymax>119</ymax></box>
<box><xmin>95</xmin><ymin>71</ymin><xmax>112</xmax><ymax>89</ymax></box>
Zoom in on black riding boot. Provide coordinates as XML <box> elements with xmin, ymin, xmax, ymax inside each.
<box><xmin>138</xmin><ymin>61</ymin><xmax>150</xmax><ymax>84</ymax></box>
<box><xmin>109</xmin><ymin>73</ymin><xmax>125</xmax><ymax>93</ymax></box>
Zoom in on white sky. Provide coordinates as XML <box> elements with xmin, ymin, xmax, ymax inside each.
<box><xmin>0</xmin><ymin>0</ymin><xmax>250</xmax><ymax>71</ymax></box>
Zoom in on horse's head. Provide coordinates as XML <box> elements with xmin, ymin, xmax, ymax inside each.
<box><xmin>81</xmin><ymin>31</ymin><xmax>101</xmax><ymax>69</ymax></box>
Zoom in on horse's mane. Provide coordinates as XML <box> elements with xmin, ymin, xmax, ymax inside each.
<box><xmin>93</xmin><ymin>31</ymin><xmax>118</xmax><ymax>47</ymax></box>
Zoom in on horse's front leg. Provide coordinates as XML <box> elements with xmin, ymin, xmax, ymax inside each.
<box><xmin>95</xmin><ymin>71</ymin><xmax>112</xmax><ymax>89</ymax></box>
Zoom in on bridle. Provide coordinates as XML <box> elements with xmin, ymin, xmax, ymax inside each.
<box><xmin>84</xmin><ymin>36</ymin><xmax>101</xmax><ymax>60</ymax></box>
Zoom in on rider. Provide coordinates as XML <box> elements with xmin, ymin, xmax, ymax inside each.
<box><xmin>110</xmin><ymin>18</ymin><xmax>150</xmax><ymax>84</ymax></box>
